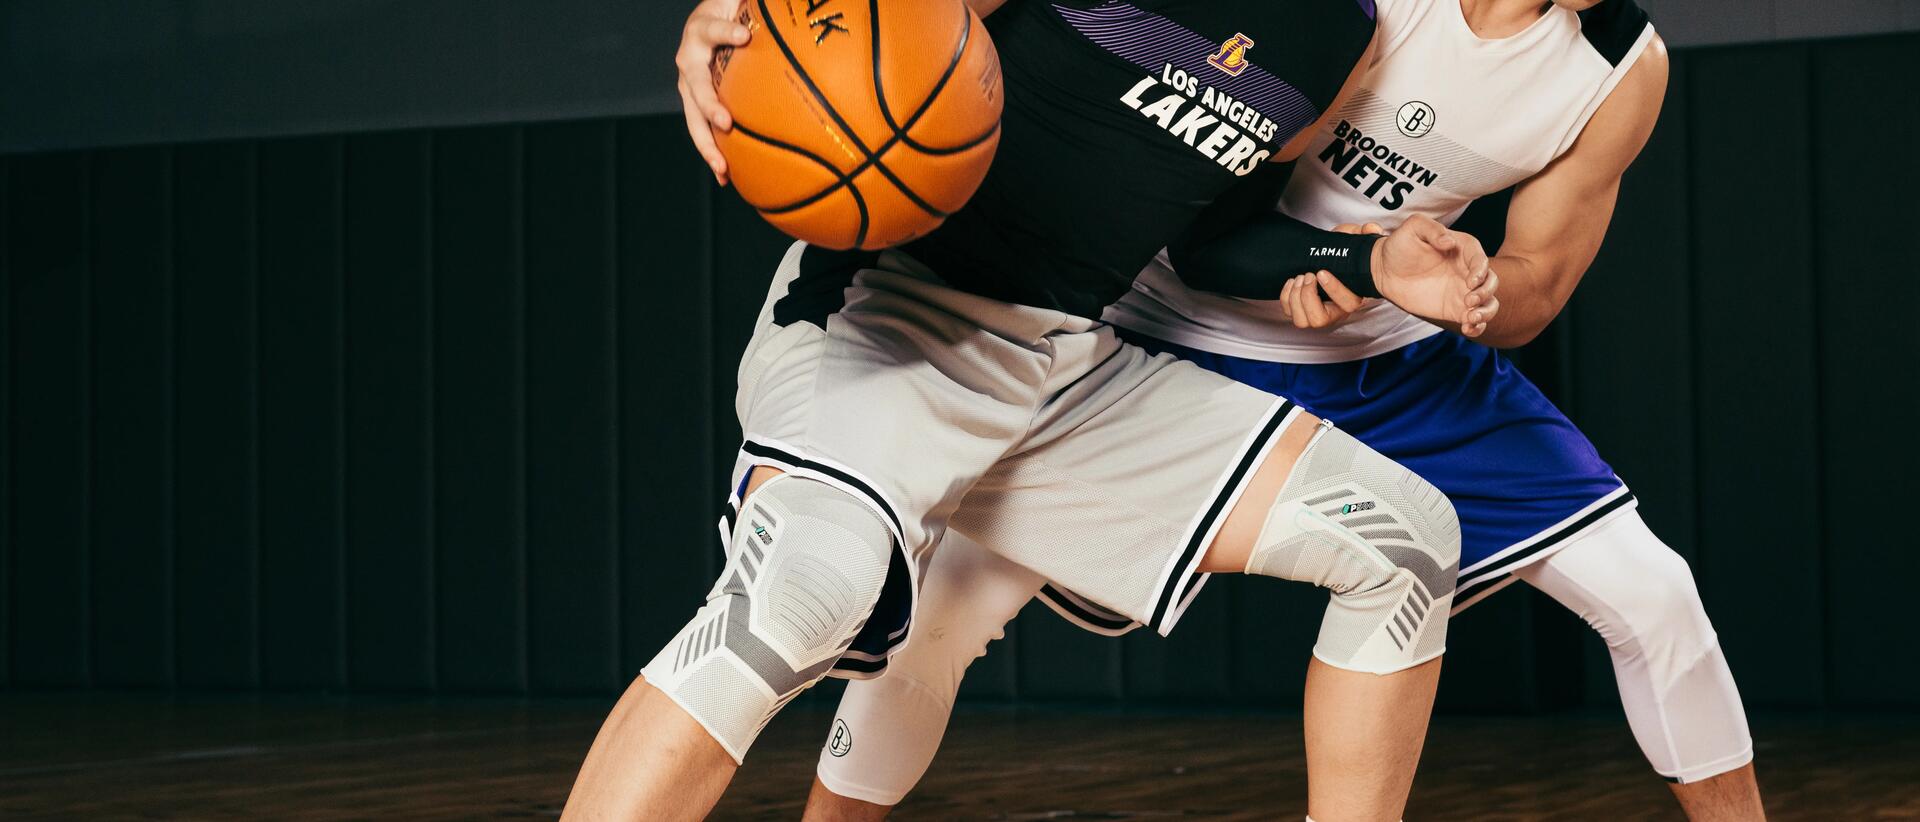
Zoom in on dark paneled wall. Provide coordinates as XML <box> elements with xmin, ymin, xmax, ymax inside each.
<box><xmin>8</xmin><ymin>1</ymin><xmax>1919</xmax><ymax>153</ymax></box>
<box><xmin>5</xmin><ymin>35</ymin><xmax>1918</xmax><ymax>710</ymax></box>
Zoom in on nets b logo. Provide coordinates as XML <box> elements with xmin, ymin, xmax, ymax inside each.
<box><xmin>1396</xmin><ymin>101</ymin><xmax>1436</xmax><ymax>138</ymax></box>
<box><xmin>1207</xmin><ymin>33</ymin><xmax>1256</xmax><ymax>77</ymax></box>
<box><xmin>828</xmin><ymin>719</ymin><xmax>853</xmax><ymax>757</ymax></box>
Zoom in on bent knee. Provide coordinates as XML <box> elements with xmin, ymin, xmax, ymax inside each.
<box><xmin>1248</xmin><ymin>424</ymin><xmax>1461</xmax><ymax>672</ymax></box>
<box><xmin>1386</xmin><ymin>463</ymin><xmax>1461</xmax><ymax>591</ymax></box>
<box><xmin>640</xmin><ymin>474</ymin><xmax>898</xmax><ymax>761</ymax></box>
<box><xmin>1541</xmin><ymin>523</ymin><xmax>1716</xmax><ymax>657</ymax></box>
<box><xmin>742</xmin><ymin>474</ymin><xmax>896</xmax><ymax>657</ymax></box>
<box><xmin>1613</xmin><ymin>562</ymin><xmax>1715</xmax><ymax>658</ymax></box>
<box><xmin>1317</xmin><ymin>429</ymin><xmax>1461</xmax><ymax>602</ymax></box>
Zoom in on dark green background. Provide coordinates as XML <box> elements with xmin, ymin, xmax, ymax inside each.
<box><xmin>3</xmin><ymin>34</ymin><xmax>1916</xmax><ymax>713</ymax></box>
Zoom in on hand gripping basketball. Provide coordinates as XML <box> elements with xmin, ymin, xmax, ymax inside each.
<box><xmin>698</xmin><ymin>0</ymin><xmax>1005</xmax><ymax>250</ymax></box>
<box><xmin>677</xmin><ymin>0</ymin><xmax>755</xmax><ymax>185</ymax></box>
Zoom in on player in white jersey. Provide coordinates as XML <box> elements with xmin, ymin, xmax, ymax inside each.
<box><xmin>803</xmin><ymin>0</ymin><xmax>1767</xmax><ymax>819</ymax></box>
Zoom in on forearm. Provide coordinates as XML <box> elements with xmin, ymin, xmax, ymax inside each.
<box><xmin>1169</xmin><ymin>211</ymin><xmax>1382</xmax><ymax>300</ymax></box>
<box><xmin>1476</xmin><ymin>255</ymin><xmax>1566</xmax><ymax>348</ymax></box>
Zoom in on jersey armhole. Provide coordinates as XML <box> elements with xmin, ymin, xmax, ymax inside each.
<box><xmin>1577</xmin><ymin>0</ymin><xmax>1653</xmax><ymax>67</ymax></box>
<box><xmin>1555</xmin><ymin>22</ymin><xmax>1657</xmax><ymax>159</ymax></box>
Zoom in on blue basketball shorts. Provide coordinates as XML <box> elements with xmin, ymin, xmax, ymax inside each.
<box><xmin>1042</xmin><ymin>328</ymin><xmax>1638</xmax><ymax>627</ymax></box>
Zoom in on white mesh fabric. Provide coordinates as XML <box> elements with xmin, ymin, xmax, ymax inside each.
<box><xmin>671</xmin><ymin>652</ymin><xmax>780</xmax><ymax>763</ymax></box>
<box><xmin>948</xmin><ymin>457</ymin><xmax>1181</xmax><ymax>623</ymax></box>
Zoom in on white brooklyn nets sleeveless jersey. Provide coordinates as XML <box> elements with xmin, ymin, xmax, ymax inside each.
<box><xmin>1107</xmin><ymin>0</ymin><xmax>1656</xmax><ymax>363</ymax></box>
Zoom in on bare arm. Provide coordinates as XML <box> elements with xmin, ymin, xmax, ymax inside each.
<box><xmin>1476</xmin><ymin>35</ymin><xmax>1669</xmax><ymax>348</ymax></box>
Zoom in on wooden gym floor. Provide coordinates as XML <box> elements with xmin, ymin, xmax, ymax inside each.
<box><xmin>2</xmin><ymin>693</ymin><xmax>1916</xmax><ymax>820</ymax></box>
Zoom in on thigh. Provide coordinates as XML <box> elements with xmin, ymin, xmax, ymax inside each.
<box><xmin>953</xmin><ymin>344</ymin><xmax>1299</xmax><ymax>636</ymax></box>
<box><xmin>1312</xmin><ymin>338</ymin><xmax>1633</xmax><ymax>605</ymax></box>
<box><xmin>1132</xmin><ymin>330</ymin><xmax>1634</xmax><ymax>609</ymax></box>
<box><xmin>734</xmin><ymin>247</ymin><xmax>1043</xmax><ymax>557</ymax></box>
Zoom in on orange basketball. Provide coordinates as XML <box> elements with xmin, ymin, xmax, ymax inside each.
<box><xmin>712</xmin><ymin>0</ymin><xmax>1003</xmax><ymax>250</ymax></box>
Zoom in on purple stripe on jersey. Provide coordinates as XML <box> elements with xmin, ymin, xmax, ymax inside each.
<box><xmin>1355</xmin><ymin>0</ymin><xmax>1376</xmax><ymax>20</ymax></box>
<box><xmin>1053</xmin><ymin>1</ymin><xmax>1320</xmax><ymax>142</ymax></box>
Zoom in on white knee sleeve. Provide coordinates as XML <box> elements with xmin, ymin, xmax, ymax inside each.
<box><xmin>1247</xmin><ymin>422</ymin><xmax>1460</xmax><ymax>674</ymax></box>
<box><xmin>1515</xmin><ymin>511</ymin><xmax>1754</xmax><ymax>783</ymax></box>
<box><xmin>642</xmin><ymin>474</ymin><xmax>895</xmax><ymax>763</ymax></box>
<box><xmin>815</xmin><ymin>533</ymin><xmax>1045</xmax><ymax>806</ymax></box>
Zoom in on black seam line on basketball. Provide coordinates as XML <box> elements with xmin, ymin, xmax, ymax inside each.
<box><xmin>868</xmin><ymin>0</ymin><xmax>1000</xmax><ymax>158</ymax></box>
<box><xmin>739</xmin><ymin>439</ymin><xmax>904</xmax><ymax>536</ymax></box>
<box><xmin>1455</xmin><ymin>492</ymin><xmax>1636</xmax><ymax>589</ymax></box>
<box><xmin>755</xmin><ymin>0</ymin><xmax>948</xmax><ymax>221</ymax></box>
<box><xmin>1149</xmin><ymin>400</ymin><xmax>1296</xmax><ymax>630</ymax></box>
<box><xmin>728</xmin><ymin>122</ymin><xmax>872</xmax><ymax>246</ymax></box>
<box><xmin>847</xmin><ymin>173</ymin><xmax>871</xmax><ymax>248</ymax></box>
<box><xmin>1041</xmin><ymin>584</ymin><xmax>1135</xmax><ymax>630</ymax></box>
<box><xmin>751</xmin><ymin>116</ymin><xmax>997</xmax><ymax>229</ymax></box>
<box><xmin>843</xmin><ymin>0</ymin><xmax>967</xmax><ymax>217</ymax></box>
<box><xmin>744</xmin><ymin>9</ymin><xmax>995</xmax><ymax>227</ymax></box>
<box><xmin>730</xmin><ymin>122</ymin><xmax>854</xmax><ymax>214</ymax></box>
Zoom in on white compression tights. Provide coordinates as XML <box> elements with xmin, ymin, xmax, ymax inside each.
<box><xmin>1509</xmin><ymin>511</ymin><xmax>1753</xmax><ymax>783</ymax></box>
<box><xmin>815</xmin><ymin>511</ymin><xmax>1753</xmax><ymax>804</ymax></box>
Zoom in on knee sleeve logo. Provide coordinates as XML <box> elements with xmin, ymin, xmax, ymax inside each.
<box><xmin>828</xmin><ymin>719</ymin><xmax>854</xmax><ymax>757</ymax></box>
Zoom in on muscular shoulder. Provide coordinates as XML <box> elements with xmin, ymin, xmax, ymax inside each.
<box><xmin>1545</xmin><ymin>29</ymin><xmax>1667</xmax><ymax>187</ymax></box>
<box><xmin>1577</xmin><ymin>0</ymin><xmax>1654</xmax><ymax>68</ymax></box>
<box><xmin>1600</xmin><ymin>32</ymin><xmax>1668</xmax><ymax>139</ymax></box>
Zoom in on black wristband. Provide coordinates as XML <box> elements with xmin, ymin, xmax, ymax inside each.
<box><xmin>1324</xmin><ymin>233</ymin><xmax>1382</xmax><ymax>300</ymax></box>
<box><xmin>1169</xmin><ymin>211</ymin><xmax>1385</xmax><ymax>301</ymax></box>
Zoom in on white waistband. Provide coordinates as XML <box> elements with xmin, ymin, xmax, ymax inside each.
<box><xmin>1104</xmin><ymin>266</ymin><xmax>1443</xmax><ymax>364</ymax></box>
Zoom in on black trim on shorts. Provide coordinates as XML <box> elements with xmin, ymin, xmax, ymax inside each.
<box><xmin>831</xmin><ymin>655</ymin><xmax>889</xmax><ymax>675</ymax></box>
<box><xmin>739</xmin><ymin>439</ymin><xmax>906</xmax><ymax>539</ymax></box>
<box><xmin>1148</xmin><ymin>400</ymin><xmax>1295</xmax><ymax>631</ymax></box>
<box><xmin>1452</xmin><ymin>490</ymin><xmax>1638</xmax><ymax>607</ymax></box>
<box><xmin>1040</xmin><ymin>584</ymin><xmax>1136</xmax><ymax>632</ymax></box>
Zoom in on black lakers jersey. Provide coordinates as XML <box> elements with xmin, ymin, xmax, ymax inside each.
<box><xmin>901</xmin><ymin>0</ymin><xmax>1377</xmax><ymax>318</ymax></box>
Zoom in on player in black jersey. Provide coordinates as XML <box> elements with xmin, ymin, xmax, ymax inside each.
<box><xmin>561</xmin><ymin>2</ymin><xmax>1500</xmax><ymax>820</ymax></box>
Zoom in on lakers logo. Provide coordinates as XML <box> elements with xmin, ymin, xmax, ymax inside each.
<box><xmin>1207</xmin><ymin>33</ymin><xmax>1256</xmax><ymax>77</ymax></box>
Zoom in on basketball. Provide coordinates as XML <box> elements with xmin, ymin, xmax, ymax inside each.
<box><xmin>712</xmin><ymin>0</ymin><xmax>1003</xmax><ymax>250</ymax></box>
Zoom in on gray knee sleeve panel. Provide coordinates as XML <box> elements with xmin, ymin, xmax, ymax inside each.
<box><xmin>1246</xmin><ymin>422</ymin><xmax>1461</xmax><ymax>674</ymax></box>
<box><xmin>642</xmin><ymin>474</ymin><xmax>895</xmax><ymax>762</ymax></box>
